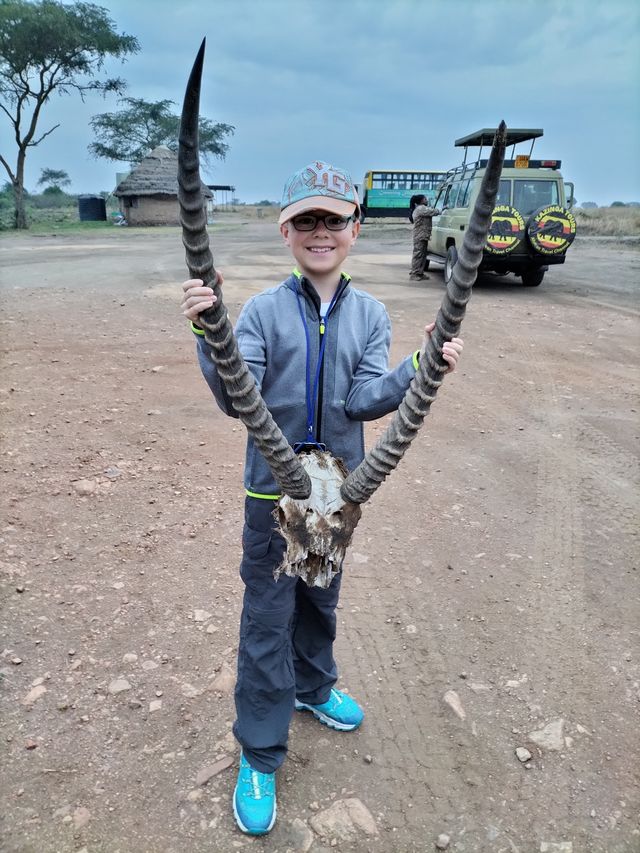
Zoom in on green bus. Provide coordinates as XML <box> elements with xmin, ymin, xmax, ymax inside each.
<box><xmin>358</xmin><ymin>169</ymin><xmax>447</xmax><ymax>223</ymax></box>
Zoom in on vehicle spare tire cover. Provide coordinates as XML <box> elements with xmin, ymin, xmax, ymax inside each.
<box><xmin>527</xmin><ymin>205</ymin><xmax>577</xmax><ymax>255</ymax></box>
<box><xmin>485</xmin><ymin>205</ymin><xmax>526</xmax><ymax>254</ymax></box>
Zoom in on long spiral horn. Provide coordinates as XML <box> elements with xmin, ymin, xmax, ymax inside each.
<box><xmin>341</xmin><ymin>122</ymin><xmax>507</xmax><ymax>505</ymax></box>
<box><xmin>178</xmin><ymin>40</ymin><xmax>311</xmax><ymax>500</ymax></box>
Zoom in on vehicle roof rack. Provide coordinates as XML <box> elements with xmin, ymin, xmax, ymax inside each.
<box><xmin>449</xmin><ymin>128</ymin><xmax>545</xmax><ymax>176</ymax></box>
<box><xmin>455</xmin><ymin>128</ymin><xmax>543</xmax><ymax>147</ymax></box>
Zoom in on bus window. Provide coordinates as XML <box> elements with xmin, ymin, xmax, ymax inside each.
<box><xmin>360</xmin><ymin>169</ymin><xmax>449</xmax><ymax>220</ymax></box>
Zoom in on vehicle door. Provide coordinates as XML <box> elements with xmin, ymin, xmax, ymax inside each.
<box><xmin>431</xmin><ymin>181</ymin><xmax>459</xmax><ymax>255</ymax></box>
<box><xmin>450</xmin><ymin>177</ymin><xmax>472</xmax><ymax>240</ymax></box>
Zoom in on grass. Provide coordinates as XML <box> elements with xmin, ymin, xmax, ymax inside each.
<box><xmin>0</xmin><ymin>196</ymin><xmax>114</xmax><ymax>235</ymax></box>
<box><xmin>0</xmin><ymin>197</ymin><xmax>284</xmax><ymax>236</ymax></box>
<box><xmin>572</xmin><ymin>206</ymin><xmax>640</xmax><ymax>237</ymax></box>
<box><xmin>28</xmin><ymin>219</ymin><xmax>115</xmax><ymax>235</ymax></box>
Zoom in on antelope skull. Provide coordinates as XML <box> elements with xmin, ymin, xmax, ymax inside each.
<box><xmin>276</xmin><ymin>451</ymin><xmax>362</xmax><ymax>587</ymax></box>
<box><xmin>178</xmin><ymin>41</ymin><xmax>506</xmax><ymax>588</ymax></box>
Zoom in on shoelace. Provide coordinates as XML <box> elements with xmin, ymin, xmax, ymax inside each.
<box><xmin>251</xmin><ymin>770</ymin><xmax>263</xmax><ymax>800</ymax></box>
<box><xmin>327</xmin><ymin>689</ymin><xmax>342</xmax><ymax>708</ymax></box>
<box><xmin>240</xmin><ymin>762</ymin><xmax>274</xmax><ymax>800</ymax></box>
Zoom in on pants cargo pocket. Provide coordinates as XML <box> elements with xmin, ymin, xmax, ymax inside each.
<box><xmin>237</xmin><ymin>604</ymin><xmax>295</xmax><ymax>722</ymax></box>
<box><xmin>240</xmin><ymin>498</ymin><xmax>286</xmax><ymax>592</ymax></box>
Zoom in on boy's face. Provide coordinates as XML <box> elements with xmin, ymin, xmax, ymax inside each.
<box><xmin>280</xmin><ymin>210</ymin><xmax>360</xmax><ymax>281</ymax></box>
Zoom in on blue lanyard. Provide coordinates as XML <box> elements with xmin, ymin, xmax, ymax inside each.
<box><xmin>294</xmin><ymin>286</ymin><xmax>340</xmax><ymax>449</ymax></box>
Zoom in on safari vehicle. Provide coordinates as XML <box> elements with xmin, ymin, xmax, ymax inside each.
<box><xmin>429</xmin><ymin>129</ymin><xmax>576</xmax><ymax>287</ymax></box>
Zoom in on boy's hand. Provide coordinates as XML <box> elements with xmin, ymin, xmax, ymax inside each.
<box><xmin>423</xmin><ymin>321</ymin><xmax>464</xmax><ymax>374</ymax></box>
<box><xmin>180</xmin><ymin>272</ymin><xmax>223</xmax><ymax>321</ymax></box>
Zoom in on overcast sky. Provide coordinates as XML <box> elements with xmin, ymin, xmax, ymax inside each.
<box><xmin>8</xmin><ymin>0</ymin><xmax>640</xmax><ymax>205</ymax></box>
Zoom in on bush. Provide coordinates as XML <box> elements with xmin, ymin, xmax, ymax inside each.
<box><xmin>42</xmin><ymin>185</ymin><xmax>67</xmax><ymax>196</ymax></box>
<box><xmin>0</xmin><ymin>187</ymin><xmax>78</xmax><ymax>229</ymax></box>
<box><xmin>0</xmin><ymin>189</ymin><xmax>14</xmax><ymax>229</ymax></box>
<box><xmin>31</xmin><ymin>190</ymin><xmax>76</xmax><ymax>209</ymax></box>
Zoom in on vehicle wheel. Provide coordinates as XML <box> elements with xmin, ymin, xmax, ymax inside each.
<box><xmin>526</xmin><ymin>206</ymin><xmax>576</xmax><ymax>255</ymax></box>
<box><xmin>521</xmin><ymin>269</ymin><xmax>545</xmax><ymax>287</ymax></box>
<box><xmin>444</xmin><ymin>245</ymin><xmax>458</xmax><ymax>285</ymax></box>
<box><xmin>486</xmin><ymin>205</ymin><xmax>525</xmax><ymax>255</ymax></box>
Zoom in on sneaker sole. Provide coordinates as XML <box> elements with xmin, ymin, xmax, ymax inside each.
<box><xmin>294</xmin><ymin>699</ymin><xmax>362</xmax><ymax>731</ymax></box>
<box><xmin>233</xmin><ymin>791</ymin><xmax>276</xmax><ymax>835</ymax></box>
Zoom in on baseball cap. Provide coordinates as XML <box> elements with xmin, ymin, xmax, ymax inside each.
<box><xmin>278</xmin><ymin>161</ymin><xmax>360</xmax><ymax>225</ymax></box>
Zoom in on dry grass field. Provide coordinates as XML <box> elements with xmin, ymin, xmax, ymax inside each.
<box><xmin>572</xmin><ymin>206</ymin><xmax>640</xmax><ymax>236</ymax></box>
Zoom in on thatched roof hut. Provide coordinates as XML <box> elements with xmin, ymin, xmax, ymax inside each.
<box><xmin>113</xmin><ymin>145</ymin><xmax>212</xmax><ymax>226</ymax></box>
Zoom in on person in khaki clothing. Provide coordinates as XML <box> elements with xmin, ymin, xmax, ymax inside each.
<box><xmin>409</xmin><ymin>193</ymin><xmax>441</xmax><ymax>280</ymax></box>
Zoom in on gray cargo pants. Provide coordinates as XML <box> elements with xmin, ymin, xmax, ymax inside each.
<box><xmin>233</xmin><ymin>497</ymin><xmax>342</xmax><ymax>773</ymax></box>
<box><xmin>410</xmin><ymin>237</ymin><xmax>430</xmax><ymax>277</ymax></box>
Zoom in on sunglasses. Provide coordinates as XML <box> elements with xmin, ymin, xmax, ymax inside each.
<box><xmin>290</xmin><ymin>212</ymin><xmax>355</xmax><ymax>232</ymax></box>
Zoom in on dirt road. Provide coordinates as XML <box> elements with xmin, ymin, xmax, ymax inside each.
<box><xmin>1</xmin><ymin>220</ymin><xmax>638</xmax><ymax>853</ymax></box>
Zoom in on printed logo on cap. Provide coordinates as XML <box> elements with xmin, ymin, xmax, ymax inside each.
<box><xmin>527</xmin><ymin>205</ymin><xmax>577</xmax><ymax>255</ymax></box>
<box><xmin>282</xmin><ymin>161</ymin><xmax>357</xmax><ymax>207</ymax></box>
<box><xmin>302</xmin><ymin>162</ymin><xmax>354</xmax><ymax>197</ymax></box>
<box><xmin>485</xmin><ymin>205</ymin><xmax>526</xmax><ymax>255</ymax></box>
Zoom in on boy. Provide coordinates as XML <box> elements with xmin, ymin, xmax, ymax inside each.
<box><xmin>180</xmin><ymin>161</ymin><xmax>463</xmax><ymax>835</ymax></box>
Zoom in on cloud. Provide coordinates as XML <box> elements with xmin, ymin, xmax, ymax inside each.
<box><xmin>5</xmin><ymin>0</ymin><xmax>639</xmax><ymax>204</ymax></box>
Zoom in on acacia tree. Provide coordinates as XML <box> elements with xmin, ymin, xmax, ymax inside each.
<box><xmin>37</xmin><ymin>167</ymin><xmax>70</xmax><ymax>190</ymax></box>
<box><xmin>89</xmin><ymin>97</ymin><xmax>234</xmax><ymax>168</ymax></box>
<box><xmin>0</xmin><ymin>0</ymin><xmax>139</xmax><ymax>228</ymax></box>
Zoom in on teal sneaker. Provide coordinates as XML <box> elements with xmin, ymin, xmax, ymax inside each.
<box><xmin>294</xmin><ymin>688</ymin><xmax>364</xmax><ymax>731</ymax></box>
<box><xmin>233</xmin><ymin>752</ymin><xmax>276</xmax><ymax>835</ymax></box>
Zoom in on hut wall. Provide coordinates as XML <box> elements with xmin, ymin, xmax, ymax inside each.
<box><xmin>118</xmin><ymin>195</ymin><xmax>207</xmax><ymax>226</ymax></box>
<box><xmin>120</xmin><ymin>197</ymin><xmax>180</xmax><ymax>226</ymax></box>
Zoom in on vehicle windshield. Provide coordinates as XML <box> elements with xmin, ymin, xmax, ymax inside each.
<box><xmin>514</xmin><ymin>180</ymin><xmax>559</xmax><ymax>216</ymax></box>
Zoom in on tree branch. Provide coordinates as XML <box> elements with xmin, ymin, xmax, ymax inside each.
<box><xmin>0</xmin><ymin>101</ymin><xmax>16</xmax><ymax>124</ymax></box>
<box><xmin>0</xmin><ymin>153</ymin><xmax>16</xmax><ymax>183</ymax></box>
<box><xmin>29</xmin><ymin>123</ymin><xmax>61</xmax><ymax>147</ymax></box>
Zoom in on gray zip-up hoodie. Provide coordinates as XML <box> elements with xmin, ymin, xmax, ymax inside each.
<box><xmin>194</xmin><ymin>270</ymin><xmax>418</xmax><ymax>497</ymax></box>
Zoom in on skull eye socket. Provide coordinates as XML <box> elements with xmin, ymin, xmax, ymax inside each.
<box><xmin>306</xmin><ymin>507</ymin><xmax>314</xmax><ymax>515</ymax></box>
<box><xmin>331</xmin><ymin>510</ymin><xmax>343</xmax><ymax>522</ymax></box>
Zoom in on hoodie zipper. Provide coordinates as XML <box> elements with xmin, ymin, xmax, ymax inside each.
<box><xmin>316</xmin><ymin>316</ymin><xmax>326</xmax><ymax>443</ymax></box>
<box><xmin>296</xmin><ymin>273</ymin><xmax>348</xmax><ymax>446</ymax></box>
<box><xmin>314</xmin><ymin>278</ymin><xmax>348</xmax><ymax>443</ymax></box>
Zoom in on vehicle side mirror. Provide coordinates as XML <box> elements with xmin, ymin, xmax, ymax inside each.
<box><xmin>564</xmin><ymin>181</ymin><xmax>575</xmax><ymax>209</ymax></box>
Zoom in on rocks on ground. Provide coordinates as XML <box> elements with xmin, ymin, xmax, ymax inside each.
<box><xmin>309</xmin><ymin>797</ymin><xmax>377</xmax><ymax>842</ymax></box>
